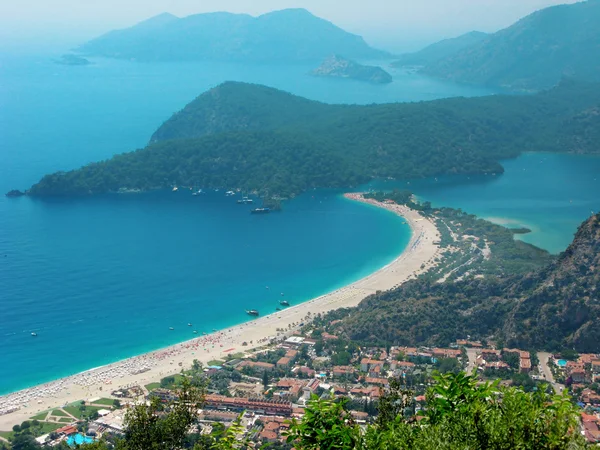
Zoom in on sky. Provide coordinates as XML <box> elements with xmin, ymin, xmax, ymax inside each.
<box><xmin>0</xmin><ymin>0</ymin><xmax>582</xmax><ymax>53</ymax></box>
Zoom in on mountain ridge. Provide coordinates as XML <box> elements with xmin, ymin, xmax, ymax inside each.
<box><xmin>421</xmin><ymin>0</ymin><xmax>600</xmax><ymax>90</ymax></box>
<box><xmin>77</xmin><ymin>8</ymin><xmax>390</xmax><ymax>62</ymax></box>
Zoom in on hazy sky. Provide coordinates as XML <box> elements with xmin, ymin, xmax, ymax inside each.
<box><xmin>0</xmin><ymin>0</ymin><xmax>582</xmax><ymax>52</ymax></box>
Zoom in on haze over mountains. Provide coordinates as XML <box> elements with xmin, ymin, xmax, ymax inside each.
<box><xmin>77</xmin><ymin>8</ymin><xmax>389</xmax><ymax>62</ymax></box>
<box><xmin>412</xmin><ymin>0</ymin><xmax>600</xmax><ymax>90</ymax></box>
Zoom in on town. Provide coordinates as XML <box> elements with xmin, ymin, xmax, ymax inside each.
<box><xmin>5</xmin><ymin>316</ymin><xmax>600</xmax><ymax>448</ymax></box>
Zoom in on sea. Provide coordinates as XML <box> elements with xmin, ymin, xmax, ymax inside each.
<box><xmin>1</xmin><ymin>51</ymin><xmax>599</xmax><ymax>395</ymax></box>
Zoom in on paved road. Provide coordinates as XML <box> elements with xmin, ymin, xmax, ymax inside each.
<box><xmin>466</xmin><ymin>348</ymin><xmax>478</xmax><ymax>373</ymax></box>
<box><xmin>538</xmin><ymin>352</ymin><xmax>565</xmax><ymax>393</ymax></box>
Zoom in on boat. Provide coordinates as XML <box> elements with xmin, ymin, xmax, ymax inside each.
<box><xmin>31</xmin><ymin>332</ymin><xmax>37</xmax><ymax>337</ymax></box>
<box><xmin>169</xmin><ymin>327</ymin><xmax>174</xmax><ymax>330</ymax></box>
<box><xmin>237</xmin><ymin>197</ymin><xmax>254</xmax><ymax>204</ymax></box>
<box><xmin>276</xmin><ymin>307</ymin><xmax>282</xmax><ymax>311</ymax></box>
<box><xmin>246</xmin><ymin>309</ymin><xmax>260</xmax><ymax>316</ymax></box>
<box><xmin>251</xmin><ymin>208</ymin><xmax>270</xmax><ymax>214</ymax></box>
<box><xmin>225</xmin><ymin>190</ymin><xmax>235</xmax><ymax>196</ymax></box>
<box><xmin>172</xmin><ymin>187</ymin><xmax>178</xmax><ymax>192</ymax></box>
<box><xmin>188</xmin><ymin>323</ymin><xmax>192</xmax><ymax>327</ymax></box>
<box><xmin>193</xmin><ymin>330</ymin><xmax>198</xmax><ymax>334</ymax></box>
<box><xmin>280</xmin><ymin>300</ymin><xmax>290</xmax><ymax>306</ymax></box>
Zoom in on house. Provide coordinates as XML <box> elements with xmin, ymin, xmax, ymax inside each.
<box><xmin>302</xmin><ymin>379</ymin><xmax>320</xmax><ymax>400</ymax></box>
<box><xmin>322</xmin><ymin>332</ymin><xmax>339</xmax><ymax>341</ymax></box>
<box><xmin>485</xmin><ymin>361</ymin><xmax>510</xmax><ymax>370</ymax></box>
<box><xmin>581</xmin><ymin>389</ymin><xmax>600</xmax><ymax>406</ymax></box>
<box><xmin>361</xmin><ymin>358</ymin><xmax>384</xmax><ymax>373</ymax></box>
<box><xmin>285</xmin><ymin>349</ymin><xmax>298</xmax><ymax>359</ymax></box>
<box><xmin>150</xmin><ymin>388</ymin><xmax>178</xmax><ymax>403</ymax></box>
<box><xmin>365</xmin><ymin>377</ymin><xmax>389</xmax><ymax>387</ymax></box>
<box><xmin>392</xmin><ymin>361</ymin><xmax>416</xmax><ymax>373</ymax></box>
<box><xmin>277</xmin><ymin>357</ymin><xmax>291</xmax><ymax>368</ymax></box>
<box><xmin>204</xmin><ymin>394</ymin><xmax>293</xmax><ymax>416</ymax></box>
<box><xmin>581</xmin><ymin>413</ymin><xmax>600</xmax><ymax>443</ymax></box>
<box><xmin>481</xmin><ymin>349</ymin><xmax>501</xmax><ymax>362</ymax></box>
<box><xmin>236</xmin><ymin>361</ymin><xmax>275</xmax><ymax>372</ymax></box>
<box><xmin>566</xmin><ymin>361</ymin><xmax>588</xmax><ymax>383</ymax></box>
<box><xmin>520</xmin><ymin>357</ymin><xmax>532</xmax><ymax>374</ymax></box>
<box><xmin>432</xmin><ymin>348</ymin><xmax>462</xmax><ymax>359</ymax></box>
<box><xmin>332</xmin><ymin>366</ymin><xmax>356</xmax><ymax>378</ymax></box>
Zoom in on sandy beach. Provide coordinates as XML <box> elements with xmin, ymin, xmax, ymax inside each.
<box><xmin>0</xmin><ymin>193</ymin><xmax>441</xmax><ymax>431</ymax></box>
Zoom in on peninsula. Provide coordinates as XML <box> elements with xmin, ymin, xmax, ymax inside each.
<box><xmin>310</xmin><ymin>55</ymin><xmax>392</xmax><ymax>84</ymax></box>
<box><xmin>21</xmin><ymin>79</ymin><xmax>600</xmax><ymax>198</ymax></box>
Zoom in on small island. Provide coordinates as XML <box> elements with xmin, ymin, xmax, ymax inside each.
<box><xmin>310</xmin><ymin>55</ymin><xmax>392</xmax><ymax>84</ymax></box>
<box><xmin>5</xmin><ymin>189</ymin><xmax>25</xmax><ymax>198</ymax></box>
<box><xmin>55</xmin><ymin>54</ymin><xmax>91</xmax><ymax>66</ymax></box>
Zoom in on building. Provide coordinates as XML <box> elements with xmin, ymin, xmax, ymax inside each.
<box><xmin>277</xmin><ymin>357</ymin><xmax>291</xmax><ymax>368</ymax></box>
<box><xmin>392</xmin><ymin>361</ymin><xmax>416</xmax><ymax>372</ymax></box>
<box><xmin>432</xmin><ymin>348</ymin><xmax>462</xmax><ymax>359</ymax></box>
<box><xmin>566</xmin><ymin>361</ymin><xmax>588</xmax><ymax>383</ymax></box>
<box><xmin>481</xmin><ymin>349</ymin><xmax>501</xmax><ymax>362</ymax></box>
<box><xmin>302</xmin><ymin>379</ymin><xmax>321</xmax><ymax>400</ymax></box>
<box><xmin>150</xmin><ymin>388</ymin><xmax>178</xmax><ymax>403</ymax></box>
<box><xmin>361</xmin><ymin>358</ymin><xmax>384</xmax><ymax>373</ymax></box>
<box><xmin>236</xmin><ymin>361</ymin><xmax>275</xmax><ymax>372</ymax></box>
<box><xmin>332</xmin><ymin>366</ymin><xmax>356</xmax><ymax>378</ymax></box>
<box><xmin>204</xmin><ymin>394</ymin><xmax>293</xmax><ymax>416</ymax></box>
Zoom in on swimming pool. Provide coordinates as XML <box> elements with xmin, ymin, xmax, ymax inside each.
<box><xmin>556</xmin><ymin>359</ymin><xmax>567</xmax><ymax>367</ymax></box>
<box><xmin>66</xmin><ymin>433</ymin><xmax>95</xmax><ymax>446</ymax></box>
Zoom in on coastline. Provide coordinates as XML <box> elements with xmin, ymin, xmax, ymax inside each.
<box><xmin>0</xmin><ymin>192</ymin><xmax>441</xmax><ymax>430</ymax></box>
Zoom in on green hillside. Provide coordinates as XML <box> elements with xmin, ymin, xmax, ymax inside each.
<box><xmin>25</xmin><ymin>79</ymin><xmax>600</xmax><ymax>197</ymax></box>
<box><xmin>422</xmin><ymin>0</ymin><xmax>600</xmax><ymax>90</ymax></box>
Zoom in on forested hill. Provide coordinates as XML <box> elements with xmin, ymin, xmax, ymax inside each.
<box><xmin>26</xmin><ymin>79</ymin><xmax>600</xmax><ymax>197</ymax></box>
<box><xmin>334</xmin><ymin>213</ymin><xmax>600</xmax><ymax>352</ymax></box>
<box><xmin>421</xmin><ymin>0</ymin><xmax>600</xmax><ymax>90</ymax></box>
<box><xmin>391</xmin><ymin>31</ymin><xmax>489</xmax><ymax>67</ymax></box>
<box><xmin>77</xmin><ymin>8</ymin><xmax>389</xmax><ymax>62</ymax></box>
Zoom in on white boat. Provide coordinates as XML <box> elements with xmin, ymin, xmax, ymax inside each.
<box><xmin>169</xmin><ymin>327</ymin><xmax>174</xmax><ymax>330</ymax></box>
<box><xmin>188</xmin><ymin>323</ymin><xmax>192</xmax><ymax>327</ymax></box>
<box><xmin>172</xmin><ymin>187</ymin><xmax>178</xmax><ymax>192</ymax></box>
<box><xmin>225</xmin><ymin>190</ymin><xmax>235</xmax><ymax>196</ymax></box>
<box><xmin>31</xmin><ymin>332</ymin><xmax>37</xmax><ymax>337</ymax></box>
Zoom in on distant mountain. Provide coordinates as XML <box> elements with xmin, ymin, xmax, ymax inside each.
<box><xmin>391</xmin><ymin>31</ymin><xmax>488</xmax><ymax>67</ymax></box>
<box><xmin>77</xmin><ymin>9</ymin><xmax>390</xmax><ymax>62</ymax></box>
<box><xmin>310</xmin><ymin>55</ymin><xmax>392</xmax><ymax>84</ymax></box>
<box><xmin>23</xmin><ymin>79</ymin><xmax>600</xmax><ymax>198</ymax></box>
<box><xmin>335</xmin><ymin>211</ymin><xmax>600</xmax><ymax>352</ymax></box>
<box><xmin>422</xmin><ymin>0</ymin><xmax>600</xmax><ymax>90</ymax></box>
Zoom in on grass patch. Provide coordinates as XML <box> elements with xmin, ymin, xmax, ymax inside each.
<box><xmin>30</xmin><ymin>411</ymin><xmax>49</xmax><ymax>421</ymax></box>
<box><xmin>0</xmin><ymin>430</ymin><xmax>13</xmax><ymax>440</ymax></box>
<box><xmin>38</xmin><ymin>422</ymin><xmax>66</xmax><ymax>434</ymax></box>
<box><xmin>63</xmin><ymin>405</ymin><xmax>103</xmax><ymax>420</ymax></box>
<box><xmin>90</xmin><ymin>398</ymin><xmax>115</xmax><ymax>407</ymax></box>
<box><xmin>59</xmin><ymin>417</ymin><xmax>74</xmax><ymax>423</ymax></box>
<box><xmin>145</xmin><ymin>382</ymin><xmax>160</xmax><ymax>392</ymax></box>
<box><xmin>207</xmin><ymin>360</ymin><xmax>225</xmax><ymax>367</ymax></box>
<box><xmin>50</xmin><ymin>409</ymin><xmax>69</xmax><ymax>417</ymax></box>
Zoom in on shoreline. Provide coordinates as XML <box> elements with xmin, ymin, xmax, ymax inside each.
<box><xmin>0</xmin><ymin>192</ymin><xmax>441</xmax><ymax>430</ymax></box>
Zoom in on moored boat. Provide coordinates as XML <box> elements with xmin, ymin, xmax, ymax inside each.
<box><xmin>246</xmin><ymin>309</ymin><xmax>260</xmax><ymax>316</ymax></box>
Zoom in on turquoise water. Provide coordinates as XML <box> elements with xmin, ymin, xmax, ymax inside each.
<box><xmin>557</xmin><ymin>359</ymin><xmax>568</xmax><ymax>367</ymax></box>
<box><xmin>369</xmin><ymin>153</ymin><xmax>600</xmax><ymax>254</ymax></box>
<box><xmin>0</xmin><ymin>50</ymin><xmax>597</xmax><ymax>396</ymax></box>
<box><xmin>0</xmin><ymin>51</ymin><xmax>493</xmax><ymax>395</ymax></box>
<box><xmin>67</xmin><ymin>434</ymin><xmax>95</xmax><ymax>446</ymax></box>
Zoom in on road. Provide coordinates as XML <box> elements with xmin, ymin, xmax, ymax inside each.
<box><xmin>466</xmin><ymin>348</ymin><xmax>479</xmax><ymax>373</ymax></box>
<box><xmin>537</xmin><ymin>352</ymin><xmax>565</xmax><ymax>393</ymax></box>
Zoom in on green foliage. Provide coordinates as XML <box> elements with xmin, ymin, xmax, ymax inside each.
<box><xmin>285</xmin><ymin>395</ymin><xmax>361</xmax><ymax>449</ymax></box>
<box><xmin>286</xmin><ymin>372</ymin><xmax>585</xmax><ymax>449</ymax></box>
<box><xmin>28</xmin><ymin>80</ymin><xmax>600</xmax><ymax>198</ymax></box>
